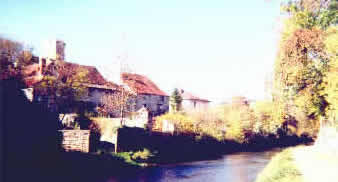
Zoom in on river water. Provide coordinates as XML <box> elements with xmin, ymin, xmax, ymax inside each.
<box><xmin>107</xmin><ymin>149</ymin><xmax>282</xmax><ymax>182</ymax></box>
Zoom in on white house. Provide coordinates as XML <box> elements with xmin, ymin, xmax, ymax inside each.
<box><xmin>170</xmin><ymin>89</ymin><xmax>210</xmax><ymax>112</ymax></box>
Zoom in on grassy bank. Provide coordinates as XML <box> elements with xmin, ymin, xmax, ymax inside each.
<box><xmin>256</xmin><ymin>125</ymin><xmax>338</xmax><ymax>182</ymax></box>
<box><xmin>88</xmin><ymin>112</ymin><xmax>314</xmax><ymax>166</ymax></box>
<box><xmin>95</xmin><ymin>149</ymin><xmax>156</xmax><ymax>167</ymax></box>
<box><xmin>95</xmin><ymin>131</ymin><xmax>312</xmax><ymax>166</ymax></box>
<box><xmin>255</xmin><ymin>147</ymin><xmax>304</xmax><ymax>182</ymax></box>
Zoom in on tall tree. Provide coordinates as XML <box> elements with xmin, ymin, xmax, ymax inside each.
<box><xmin>0</xmin><ymin>36</ymin><xmax>34</xmax><ymax>80</ymax></box>
<box><xmin>273</xmin><ymin>0</ymin><xmax>337</xmax><ymax>136</ymax></box>
<box><xmin>323</xmin><ymin>26</ymin><xmax>338</xmax><ymax>126</ymax></box>
<box><xmin>170</xmin><ymin>88</ymin><xmax>183</xmax><ymax>112</ymax></box>
<box><xmin>100</xmin><ymin>85</ymin><xmax>136</xmax><ymax>122</ymax></box>
<box><xmin>35</xmin><ymin>62</ymin><xmax>90</xmax><ymax>113</ymax></box>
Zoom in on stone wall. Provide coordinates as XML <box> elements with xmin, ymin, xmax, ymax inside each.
<box><xmin>181</xmin><ymin>99</ymin><xmax>209</xmax><ymax>112</ymax></box>
<box><xmin>59</xmin><ymin>130</ymin><xmax>90</xmax><ymax>153</ymax></box>
<box><xmin>135</xmin><ymin>94</ymin><xmax>169</xmax><ymax>116</ymax></box>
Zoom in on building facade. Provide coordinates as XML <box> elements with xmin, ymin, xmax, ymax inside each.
<box><xmin>21</xmin><ymin>40</ymin><xmax>170</xmax><ymax>118</ymax></box>
<box><xmin>121</xmin><ymin>73</ymin><xmax>169</xmax><ymax>116</ymax></box>
<box><xmin>170</xmin><ymin>89</ymin><xmax>210</xmax><ymax>112</ymax></box>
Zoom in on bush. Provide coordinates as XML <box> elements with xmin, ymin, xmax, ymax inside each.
<box><xmin>155</xmin><ymin>112</ymin><xmax>196</xmax><ymax>134</ymax></box>
<box><xmin>131</xmin><ymin>148</ymin><xmax>156</xmax><ymax>163</ymax></box>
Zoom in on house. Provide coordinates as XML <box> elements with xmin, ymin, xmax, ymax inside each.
<box><xmin>21</xmin><ymin>40</ymin><xmax>170</xmax><ymax>119</ymax></box>
<box><xmin>21</xmin><ymin>40</ymin><xmax>119</xmax><ymax>114</ymax></box>
<box><xmin>172</xmin><ymin>89</ymin><xmax>210</xmax><ymax>112</ymax></box>
<box><xmin>121</xmin><ymin>72</ymin><xmax>169</xmax><ymax>116</ymax></box>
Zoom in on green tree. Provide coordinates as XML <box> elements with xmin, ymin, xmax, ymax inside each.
<box><xmin>273</xmin><ymin>0</ymin><xmax>337</xmax><ymax>136</ymax></box>
<box><xmin>323</xmin><ymin>26</ymin><xmax>338</xmax><ymax>127</ymax></box>
<box><xmin>35</xmin><ymin>62</ymin><xmax>90</xmax><ymax>113</ymax></box>
<box><xmin>0</xmin><ymin>36</ymin><xmax>34</xmax><ymax>79</ymax></box>
<box><xmin>170</xmin><ymin>88</ymin><xmax>183</xmax><ymax>112</ymax></box>
<box><xmin>253</xmin><ymin>101</ymin><xmax>281</xmax><ymax>135</ymax></box>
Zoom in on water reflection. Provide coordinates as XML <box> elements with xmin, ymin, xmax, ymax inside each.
<box><xmin>108</xmin><ymin>149</ymin><xmax>281</xmax><ymax>182</ymax></box>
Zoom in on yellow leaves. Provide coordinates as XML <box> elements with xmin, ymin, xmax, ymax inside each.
<box><xmin>323</xmin><ymin>26</ymin><xmax>338</xmax><ymax>123</ymax></box>
<box><xmin>324</xmin><ymin>26</ymin><xmax>338</xmax><ymax>59</ymax></box>
<box><xmin>223</xmin><ymin>106</ymin><xmax>254</xmax><ymax>142</ymax></box>
<box><xmin>156</xmin><ymin>113</ymin><xmax>195</xmax><ymax>134</ymax></box>
<box><xmin>225</xmin><ymin>120</ymin><xmax>245</xmax><ymax>142</ymax></box>
<box><xmin>294</xmin><ymin>11</ymin><xmax>316</xmax><ymax>28</ymax></box>
<box><xmin>253</xmin><ymin>101</ymin><xmax>282</xmax><ymax>135</ymax></box>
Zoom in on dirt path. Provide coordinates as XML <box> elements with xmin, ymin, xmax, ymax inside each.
<box><xmin>293</xmin><ymin>144</ymin><xmax>338</xmax><ymax>182</ymax></box>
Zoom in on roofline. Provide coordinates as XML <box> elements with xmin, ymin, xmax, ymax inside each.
<box><xmin>138</xmin><ymin>93</ymin><xmax>169</xmax><ymax>97</ymax></box>
<box><xmin>82</xmin><ymin>83</ymin><xmax>117</xmax><ymax>91</ymax></box>
<box><xmin>182</xmin><ymin>98</ymin><xmax>211</xmax><ymax>102</ymax></box>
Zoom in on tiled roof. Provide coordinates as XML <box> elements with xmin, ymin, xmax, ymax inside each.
<box><xmin>21</xmin><ymin>60</ymin><xmax>118</xmax><ymax>90</ymax></box>
<box><xmin>121</xmin><ymin>72</ymin><xmax>168</xmax><ymax>96</ymax></box>
<box><xmin>179</xmin><ymin>89</ymin><xmax>210</xmax><ymax>102</ymax></box>
<box><xmin>58</xmin><ymin>61</ymin><xmax>107</xmax><ymax>85</ymax></box>
<box><xmin>83</xmin><ymin>83</ymin><xmax>118</xmax><ymax>90</ymax></box>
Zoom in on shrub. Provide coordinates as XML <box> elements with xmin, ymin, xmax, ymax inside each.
<box><xmin>155</xmin><ymin>112</ymin><xmax>196</xmax><ymax>134</ymax></box>
<box><xmin>131</xmin><ymin>148</ymin><xmax>156</xmax><ymax>163</ymax></box>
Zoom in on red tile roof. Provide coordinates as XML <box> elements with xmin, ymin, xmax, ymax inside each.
<box><xmin>121</xmin><ymin>72</ymin><xmax>168</xmax><ymax>96</ymax></box>
<box><xmin>58</xmin><ymin>61</ymin><xmax>107</xmax><ymax>85</ymax></box>
<box><xmin>179</xmin><ymin>89</ymin><xmax>210</xmax><ymax>102</ymax></box>
<box><xmin>21</xmin><ymin>60</ymin><xmax>118</xmax><ymax>90</ymax></box>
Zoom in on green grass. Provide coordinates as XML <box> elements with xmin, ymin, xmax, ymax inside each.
<box><xmin>255</xmin><ymin>148</ymin><xmax>304</xmax><ymax>182</ymax></box>
<box><xmin>113</xmin><ymin>152</ymin><xmax>143</xmax><ymax>166</ymax></box>
<box><xmin>94</xmin><ymin>149</ymin><xmax>155</xmax><ymax>167</ymax></box>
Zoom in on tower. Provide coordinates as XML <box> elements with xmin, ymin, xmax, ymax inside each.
<box><xmin>55</xmin><ymin>40</ymin><xmax>65</xmax><ymax>61</ymax></box>
<box><xmin>43</xmin><ymin>39</ymin><xmax>66</xmax><ymax>61</ymax></box>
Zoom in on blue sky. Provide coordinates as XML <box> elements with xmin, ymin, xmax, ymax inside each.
<box><xmin>1</xmin><ymin>0</ymin><xmax>282</xmax><ymax>102</ymax></box>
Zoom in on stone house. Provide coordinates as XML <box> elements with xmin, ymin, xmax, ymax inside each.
<box><xmin>171</xmin><ymin>89</ymin><xmax>210</xmax><ymax>112</ymax></box>
<box><xmin>21</xmin><ymin>40</ymin><xmax>170</xmax><ymax>118</ymax></box>
<box><xmin>121</xmin><ymin>72</ymin><xmax>169</xmax><ymax>116</ymax></box>
<box><xmin>21</xmin><ymin>40</ymin><xmax>119</xmax><ymax>114</ymax></box>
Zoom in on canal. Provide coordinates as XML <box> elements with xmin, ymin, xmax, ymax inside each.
<box><xmin>107</xmin><ymin>149</ymin><xmax>282</xmax><ymax>182</ymax></box>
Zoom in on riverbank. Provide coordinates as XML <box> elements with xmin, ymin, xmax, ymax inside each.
<box><xmin>255</xmin><ymin>147</ymin><xmax>304</xmax><ymax>182</ymax></box>
<box><xmin>96</xmin><ymin>133</ymin><xmax>313</xmax><ymax>167</ymax></box>
<box><xmin>255</xmin><ymin>145</ymin><xmax>338</xmax><ymax>182</ymax></box>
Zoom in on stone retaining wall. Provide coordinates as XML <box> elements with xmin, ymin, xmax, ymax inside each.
<box><xmin>59</xmin><ymin>130</ymin><xmax>90</xmax><ymax>153</ymax></box>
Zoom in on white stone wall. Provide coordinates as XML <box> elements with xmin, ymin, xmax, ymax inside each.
<box><xmin>80</xmin><ymin>88</ymin><xmax>169</xmax><ymax>116</ymax></box>
<box><xmin>182</xmin><ymin>99</ymin><xmax>209</xmax><ymax>112</ymax></box>
<box><xmin>135</xmin><ymin>94</ymin><xmax>169</xmax><ymax>115</ymax></box>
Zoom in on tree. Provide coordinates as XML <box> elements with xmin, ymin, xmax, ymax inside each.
<box><xmin>0</xmin><ymin>36</ymin><xmax>34</xmax><ymax>80</ymax></box>
<box><xmin>35</xmin><ymin>62</ymin><xmax>90</xmax><ymax>113</ymax></box>
<box><xmin>323</xmin><ymin>26</ymin><xmax>338</xmax><ymax>127</ymax></box>
<box><xmin>170</xmin><ymin>88</ymin><xmax>182</xmax><ymax>112</ymax></box>
<box><xmin>100</xmin><ymin>85</ymin><xmax>136</xmax><ymax>123</ymax></box>
<box><xmin>253</xmin><ymin>101</ymin><xmax>280</xmax><ymax>135</ymax></box>
<box><xmin>273</xmin><ymin>0</ymin><xmax>337</xmax><ymax>136</ymax></box>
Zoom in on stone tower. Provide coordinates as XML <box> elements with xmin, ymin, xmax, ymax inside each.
<box><xmin>43</xmin><ymin>39</ymin><xmax>66</xmax><ymax>61</ymax></box>
<box><xmin>55</xmin><ymin>40</ymin><xmax>65</xmax><ymax>61</ymax></box>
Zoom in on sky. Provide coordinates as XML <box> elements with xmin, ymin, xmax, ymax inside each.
<box><xmin>1</xmin><ymin>0</ymin><xmax>282</xmax><ymax>102</ymax></box>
